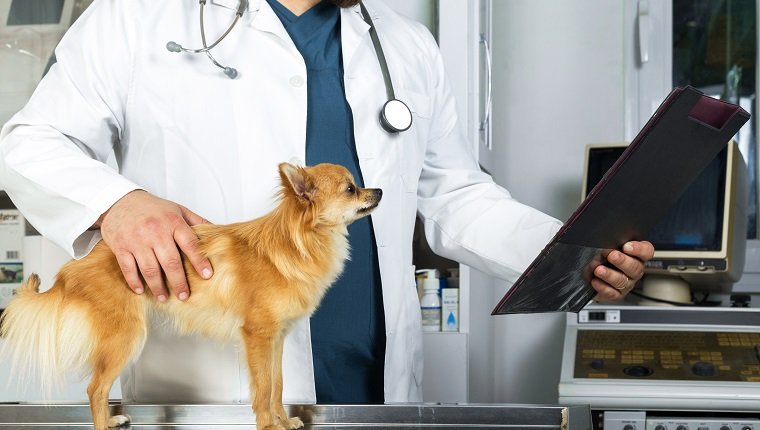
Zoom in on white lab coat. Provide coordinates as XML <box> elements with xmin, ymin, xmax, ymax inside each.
<box><xmin>0</xmin><ymin>0</ymin><xmax>561</xmax><ymax>403</ymax></box>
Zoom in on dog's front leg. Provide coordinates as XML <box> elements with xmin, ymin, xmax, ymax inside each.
<box><xmin>271</xmin><ymin>329</ymin><xmax>303</xmax><ymax>429</ymax></box>
<box><xmin>242</xmin><ymin>323</ymin><xmax>281</xmax><ymax>430</ymax></box>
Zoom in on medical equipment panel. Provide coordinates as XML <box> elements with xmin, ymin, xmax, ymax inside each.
<box><xmin>560</xmin><ymin>306</ymin><xmax>760</xmax><ymax>429</ymax></box>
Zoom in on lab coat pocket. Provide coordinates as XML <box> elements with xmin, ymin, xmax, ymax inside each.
<box><xmin>399</xmin><ymin>89</ymin><xmax>433</xmax><ymax>193</ymax></box>
<box><xmin>404</xmin><ymin>89</ymin><xmax>433</xmax><ymax>119</ymax></box>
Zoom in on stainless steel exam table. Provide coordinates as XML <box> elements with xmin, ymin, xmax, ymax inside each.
<box><xmin>0</xmin><ymin>403</ymin><xmax>591</xmax><ymax>429</ymax></box>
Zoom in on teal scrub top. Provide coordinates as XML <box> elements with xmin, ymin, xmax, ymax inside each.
<box><xmin>267</xmin><ymin>0</ymin><xmax>386</xmax><ymax>404</ymax></box>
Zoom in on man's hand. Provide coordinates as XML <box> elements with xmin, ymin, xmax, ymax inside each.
<box><xmin>590</xmin><ymin>240</ymin><xmax>655</xmax><ymax>301</ymax></box>
<box><xmin>96</xmin><ymin>190</ymin><xmax>213</xmax><ymax>302</ymax></box>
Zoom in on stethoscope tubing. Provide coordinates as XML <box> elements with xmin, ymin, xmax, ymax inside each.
<box><xmin>359</xmin><ymin>2</ymin><xmax>395</xmax><ymax>101</ymax></box>
<box><xmin>167</xmin><ymin>0</ymin><xmax>411</xmax><ymax>131</ymax></box>
<box><xmin>181</xmin><ymin>1</ymin><xmax>244</xmax><ymax>54</ymax></box>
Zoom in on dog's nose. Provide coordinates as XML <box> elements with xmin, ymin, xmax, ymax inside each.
<box><xmin>374</xmin><ymin>189</ymin><xmax>383</xmax><ymax>199</ymax></box>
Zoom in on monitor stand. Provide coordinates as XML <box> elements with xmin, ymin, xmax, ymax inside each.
<box><xmin>639</xmin><ymin>274</ymin><xmax>692</xmax><ymax>306</ymax></box>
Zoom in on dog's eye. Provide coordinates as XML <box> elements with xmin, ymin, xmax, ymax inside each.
<box><xmin>346</xmin><ymin>185</ymin><xmax>356</xmax><ymax>194</ymax></box>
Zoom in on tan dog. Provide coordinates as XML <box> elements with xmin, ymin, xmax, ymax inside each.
<box><xmin>0</xmin><ymin>163</ymin><xmax>382</xmax><ymax>430</ymax></box>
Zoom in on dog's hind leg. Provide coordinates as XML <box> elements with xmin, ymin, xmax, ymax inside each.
<box><xmin>242</xmin><ymin>320</ymin><xmax>282</xmax><ymax>430</ymax></box>
<box><xmin>87</xmin><ymin>318</ymin><xmax>146</xmax><ymax>430</ymax></box>
<box><xmin>271</xmin><ymin>329</ymin><xmax>303</xmax><ymax>430</ymax></box>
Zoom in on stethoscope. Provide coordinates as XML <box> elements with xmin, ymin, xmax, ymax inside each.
<box><xmin>166</xmin><ymin>0</ymin><xmax>413</xmax><ymax>133</ymax></box>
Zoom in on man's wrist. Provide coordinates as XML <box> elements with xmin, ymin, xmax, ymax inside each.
<box><xmin>91</xmin><ymin>211</ymin><xmax>108</xmax><ymax>229</ymax></box>
<box><xmin>91</xmin><ymin>189</ymin><xmax>144</xmax><ymax>230</ymax></box>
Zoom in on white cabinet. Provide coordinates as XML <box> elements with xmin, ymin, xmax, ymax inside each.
<box><xmin>417</xmin><ymin>0</ymin><xmax>495</xmax><ymax>404</ymax></box>
<box><xmin>421</xmin><ymin>332</ymin><xmax>468</xmax><ymax>403</ymax></box>
<box><xmin>437</xmin><ymin>0</ymin><xmax>494</xmax><ymax>174</ymax></box>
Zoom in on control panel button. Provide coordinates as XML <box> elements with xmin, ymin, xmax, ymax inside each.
<box><xmin>692</xmin><ymin>361</ymin><xmax>716</xmax><ymax>377</ymax></box>
<box><xmin>623</xmin><ymin>365</ymin><xmax>654</xmax><ymax>377</ymax></box>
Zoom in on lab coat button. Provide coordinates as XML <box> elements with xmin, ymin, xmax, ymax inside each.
<box><xmin>289</xmin><ymin>75</ymin><xmax>305</xmax><ymax>88</ymax></box>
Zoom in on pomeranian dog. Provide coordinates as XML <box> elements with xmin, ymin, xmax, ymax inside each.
<box><xmin>0</xmin><ymin>162</ymin><xmax>382</xmax><ymax>430</ymax></box>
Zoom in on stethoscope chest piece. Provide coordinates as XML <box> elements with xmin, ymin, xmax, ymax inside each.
<box><xmin>380</xmin><ymin>99</ymin><xmax>413</xmax><ymax>133</ymax></box>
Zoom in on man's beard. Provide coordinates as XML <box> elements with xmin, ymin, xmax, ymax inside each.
<box><xmin>331</xmin><ymin>0</ymin><xmax>361</xmax><ymax>7</ymax></box>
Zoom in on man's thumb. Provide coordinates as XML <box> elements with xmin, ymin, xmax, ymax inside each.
<box><xmin>180</xmin><ymin>206</ymin><xmax>211</xmax><ymax>226</ymax></box>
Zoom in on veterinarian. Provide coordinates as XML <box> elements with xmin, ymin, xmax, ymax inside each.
<box><xmin>0</xmin><ymin>0</ymin><xmax>654</xmax><ymax>405</ymax></box>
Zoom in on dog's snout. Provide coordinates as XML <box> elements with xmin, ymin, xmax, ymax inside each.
<box><xmin>367</xmin><ymin>188</ymin><xmax>382</xmax><ymax>204</ymax></box>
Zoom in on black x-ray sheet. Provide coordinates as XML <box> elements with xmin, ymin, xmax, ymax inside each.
<box><xmin>492</xmin><ymin>86</ymin><xmax>750</xmax><ymax>314</ymax></box>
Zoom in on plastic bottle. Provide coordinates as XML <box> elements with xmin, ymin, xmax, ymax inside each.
<box><xmin>441</xmin><ymin>267</ymin><xmax>460</xmax><ymax>332</ymax></box>
<box><xmin>447</xmin><ymin>268</ymin><xmax>460</xmax><ymax>289</ymax></box>
<box><xmin>417</xmin><ymin>269</ymin><xmax>441</xmax><ymax>332</ymax></box>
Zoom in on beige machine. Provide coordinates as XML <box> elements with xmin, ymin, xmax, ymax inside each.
<box><xmin>569</xmin><ymin>143</ymin><xmax>758</xmax><ymax>427</ymax></box>
<box><xmin>582</xmin><ymin>141</ymin><xmax>748</xmax><ymax>303</ymax></box>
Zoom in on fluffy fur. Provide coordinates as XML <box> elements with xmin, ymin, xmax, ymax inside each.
<box><xmin>0</xmin><ymin>162</ymin><xmax>382</xmax><ymax>430</ymax></box>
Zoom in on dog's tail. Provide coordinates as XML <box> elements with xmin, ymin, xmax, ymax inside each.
<box><xmin>0</xmin><ymin>274</ymin><xmax>94</xmax><ymax>396</ymax></box>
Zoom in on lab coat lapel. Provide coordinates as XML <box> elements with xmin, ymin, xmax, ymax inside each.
<box><xmin>245</xmin><ymin>0</ymin><xmax>295</xmax><ymax>47</ymax></box>
<box><xmin>208</xmin><ymin>0</ymin><xmax>286</xmax><ymax>37</ymax></box>
<box><xmin>340</xmin><ymin>5</ymin><xmax>370</xmax><ymax>71</ymax></box>
<box><xmin>210</xmin><ymin>0</ymin><xmax>251</xmax><ymax>10</ymax></box>
<box><xmin>341</xmin><ymin>3</ymin><xmax>383</xmax><ymax>162</ymax></box>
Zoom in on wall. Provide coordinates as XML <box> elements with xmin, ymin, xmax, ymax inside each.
<box><xmin>381</xmin><ymin>0</ymin><xmax>437</xmax><ymax>37</ymax></box>
<box><xmin>489</xmin><ymin>0</ymin><xmax>627</xmax><ymax>404</ymax></box>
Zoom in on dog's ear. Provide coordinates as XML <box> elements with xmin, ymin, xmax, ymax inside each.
<box><xmin>279</xmin><ymin>163</ymin><xmax>315</xmax><ymax>203</ymax></box>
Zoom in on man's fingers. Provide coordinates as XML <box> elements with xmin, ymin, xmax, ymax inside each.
<box><xmin>594</xmin><ymin>265</ymin><xmax>622</xmax><ymax>286</ymax></box>
<box><xmin>180</xmin><ymin>205</ymin><xmax>211</xmax><ymax>226</ymax></box>
<box><xmin>623</xmin><ymin>240</ymin><xmax>655</xmax><ymax>261</ymax></box>
<box><xmin>590</xmin><ymin>241</ymin><xmax>654</xmax><ymax>303</ymax></box>
<box><xmin>134</xmin><ymin>252</ymin><xmax>169</xmax><ymax>302</ymax></box>
<box><xmin>592</xmin><ymin>265</ymin><xmax>632</xmax><ymax>301</ymax></box>
<box><xmin>175</xmin><ymin>223</ymin><xmax>213</xmax><ymax>281</ymax></box>
<box><xmin>606</xmin><ymin>249</ymin><xmax>644</xmax><ymax>282</ymax></box>
<box><xmin>154</xmin><ymin>244</ymin><xmax>190</xmax><ymax>301</ymax></box>
<box><xmin>99</xmin><ymin>192</ymin><xmax>212</xmax><ymax>302</ymax></box>
<box><xmin>591</xmin><ymin>278</ymin><xmax>623</xmax><ymax>301</ymax></box>
<box><xmin>113</xmin><ymin>251</ymin><xmax>145</xmax><ymax>295</ymax></box>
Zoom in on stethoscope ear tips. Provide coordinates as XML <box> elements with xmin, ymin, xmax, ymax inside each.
<box><xmin>224</xmin><ymin>67</ymin><xmax>239</xmax><ymax>79</ymax></box>
<box><xmin>166</xmin><ymin>41</ymin><xmax>182</xmax><ymax>53</ymax></box>
<box><xmin>380</xmin><ymin>99</ymin><xmax>413</xmax><ymax>133</ymax></box>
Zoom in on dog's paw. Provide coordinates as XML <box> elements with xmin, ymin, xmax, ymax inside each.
<box><xmin>283</xmin><ymin>416</ymin><xmax>304</xmax><ymax>429</ymax></box>
<box><xmin>107</xmin><ymin>414</ymin><xmax>131</xmax><ymax>428</ymax></box>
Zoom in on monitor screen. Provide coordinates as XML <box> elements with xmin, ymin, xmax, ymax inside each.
<box><xmin>6</xmin><ymin>0</ymin><xmax>64</xmax><ymax>25</ymax></box>
<box><xmin>586</xmin><ymin>145</ymin><xmax>727</xmax><ymax>252</ymax></box>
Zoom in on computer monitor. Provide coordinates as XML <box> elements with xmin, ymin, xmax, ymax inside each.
<box><xmin>0</xmin><ymin>0</ymin><xmax>88</xmax><ymax>127</ymax></box>
<box><xmin>582</xmin><ymin>140</ymin><xmax>748</xmax><ymax>293</ymax></box>
<box><xmin>0</xmin><ymin>0</ymin><xmax>76</xmax><ymax>35</ymax></box>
